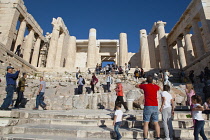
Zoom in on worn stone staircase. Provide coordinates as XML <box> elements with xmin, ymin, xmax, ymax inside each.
<box><xmin>0</xmin><ymin>109</ymin><xmax>208</xmax><ymax>140</ymax></box>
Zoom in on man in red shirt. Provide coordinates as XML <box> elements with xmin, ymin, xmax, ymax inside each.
<box><xmin>135</xmin><ymin>75</ymin><xmax>160</xmax><ymax>140</ymax></box>
<box><xmin>114</xmin><ymin>79</ymin><xmax>129</xmax><ymax>112</ymax></box>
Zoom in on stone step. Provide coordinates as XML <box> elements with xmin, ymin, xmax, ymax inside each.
<box><xmin>28</xmin><ymin>118</ymin><xmax>210</xmax><ymax>129</ymax></box>
<box><xmin>1</xmin><ymin>134</ymin><xmax>119</xmax><ymax>140</ymax></box>
<box><xmin>12</xmin><ymin>124</ymin><xmax>154</xmax><ymax>139</ymax></box>
<box><xmin>11</xmin><ymin>109</ymin><xmax>207</xmax><ymax>121</ymax></box>
<box><xmin>11</xmin><ymin>123</ymin><xmax>210</xmax><ymax>139</ymax></box>
<box><xmin>0</xmin><ymin>118</ymin><xmax>19</xmax><ymax>126</ymax></box>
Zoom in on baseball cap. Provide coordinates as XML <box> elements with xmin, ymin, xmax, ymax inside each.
<box><xmin>7</xmin><ymin>66</ymin><xmax>14</xmax><ymax>70</ymax></box>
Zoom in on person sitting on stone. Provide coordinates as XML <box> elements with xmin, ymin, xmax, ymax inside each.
<box><xmin>118</xmin><ymin>66</ymin><xmax>123</xmax><ymax>75</ymax></box>
<box><xmin>134</xmin><ymin>66</ymin><xmax>140</xmax><ymax>81</ymax></box>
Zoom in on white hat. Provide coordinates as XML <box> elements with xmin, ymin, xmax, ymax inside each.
<box><xmin>115</xmin><ymin>79</ymin><xmax>121</xmax><ymax>83</ymax></box>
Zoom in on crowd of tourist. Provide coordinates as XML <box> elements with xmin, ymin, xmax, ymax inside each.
<box><xmin>1</xmin><ymin>63</ymin><xmax>210</xmax><ymax>140</ymax></box>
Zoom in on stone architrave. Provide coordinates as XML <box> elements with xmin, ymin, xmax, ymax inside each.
<box><xmin>14</xmin><ymin>20</ymin><xmax>27</xmax><ymax>52</ymax></box>
<box><xmin>176</xmin><ymin>37</ymin><xmax>187</xmax><ymax>69</ymax></box>
<box><xmin>191</xmin><ymin>19</ymin><xmax>205</xmax><ymax>58</ymax></box>
<box><xmin>87</xmin><ymin>28</ymin><xmax>96</xmax><ymax>68</ymax></box>
<box><xmin>55</xmin><ymin>33</ymin><xmax>65</xmax><ymax>68</ymax></box>
<box><xmin>199</xmin><ymin>11</ymin><xmax>210</xmax><ymax>52</ymax></box>
<box><xmin>183</xmin><ymin>29</ymin><xmax>195</xmax><ymax>65</ymax></box>
<box><xmin>31</xmin><ymin>37</ymin><xmax>41</xmax><ymax>67</ymax></box>
<box><xmin>156</xmin><ymin>21</ymin><xmax>170</xmax><ymax>69</ymax></box>
<box><xmin>23</xmin><ymin>29</ymin><xmax>34</xmax><ymax>62</ymax></box>
<box><xmin>66</xmin><ymin>36</ymin><xmax>76</xmax><ymax>69</ymax></box>
<box><xmin>119</xmin><ymin>33</ymin><xmax>128</xmax><ymax>66</ymax></box>
<box><xmin>140</xmin><ymin>29</ymin><xmax>151</xmax><ymax>69</ymax></box>
<box><xmin>46</xmin><ymin>24</ymin><xmax>60</xmax><ymax>68</ymax></box>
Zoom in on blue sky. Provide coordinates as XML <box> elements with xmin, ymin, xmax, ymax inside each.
<box><xmin>24</xmin><ymin>0</ymin><xmax>191</xmax><ymax>53</ymax></box>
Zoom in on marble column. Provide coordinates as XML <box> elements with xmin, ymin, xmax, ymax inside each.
<box><xmin>66</xmin><ymin>36</ymin><xmax>76</xmax><ymax>69</ymax></box>
<box><xmin>140</xmin><ymin>29</ymin><xmax>151</xmax><ymax>69</ymax></box>
<box><xmin>55</xmin><ymin>33</ymin><xmax>65</xmax><ymax>68</ymax></box>
<box><xmin>156</xmin><ymin>21</ymin><xmax>170</xmax><ymax>69</ymax></box>
<box><xmin>46</xmin><ymin>24</ymin><xmax>60</xmax><ymax>68</ymax></box>
<box><xmin>176</xmin><ymin>37</ymin><xmax>187</xmax><ymax>69</ymax></box>
<box><xmin>154</xmin><ymin>34</ymin><xmax>161</xmax><ymax>68</ymax></box>
<box><xmin>147</xmin><ymin>33</ymin><xmax>157</xmax><ymax>68</ymax></box>
<box><xmin>87</xmin><ymin>28</ymin><xmax>96</xmax><ymax>68</ymax></box>
<box><xmin>23</xmin><ymin>29</ymin><xmax>34</xmax><ymax>62</ymax></box>
<box><xmin>31</xmin><ymin>37</ymin><xmax>41</xmax><ymax>67</ymax></box>
<box><xmin>14</xmin><ymin>20</ymin><xmax>26</xmax><ymax>52</ymax></box>
<box><xmin>191</xmin><ymin>19</ymin><xmax>205</xmax><ymax>58</ymax></box>
<box><xmin>183</xmin><ymin>29</ymin><xmax>195</xmax><ymax>64</ymax></box>
<box><xmin>171</xmin><ymin>44</ymin><xmax>180</xmax><ymax>69</ymax></box>
<box><xmin>199</xmin><ymin>11</ymin><xmax>210</xmax><ymax>52</ymax></box>
<box><xmin>119</xmin><ymin>33</ymin><xmax>128</xmax><ymax>66</ymax></box>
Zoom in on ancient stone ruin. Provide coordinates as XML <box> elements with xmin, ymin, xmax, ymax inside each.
<box><xmin>0</xmin><ymin>0</ymin><xmax>210</xmax><ymax>139</ymax></box>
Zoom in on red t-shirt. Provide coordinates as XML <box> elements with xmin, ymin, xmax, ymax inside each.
<box><xmin>139</xmin><ymin>84</ymin><xmax>160</xmax><ymax>106</ymax></box>
<box><xmin>116</xmin><ymin>83</ymin><xmax>123</xmax><ymax>96</ymax></box>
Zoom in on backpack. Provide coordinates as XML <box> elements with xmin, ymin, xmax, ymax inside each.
<box><xmin>82</xmin><ymin>79</ymin><xmax>85</xmax><ymax>84</ymax></box>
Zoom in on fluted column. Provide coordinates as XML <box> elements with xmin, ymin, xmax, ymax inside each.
<box><xmin>31</xmin><ymin>37</ymin><xmax>41</xmax><ymax>67</ymax></box>
<box><xmin>14</xmin><ymin>20</ymin><xmax>26</xmax><ymax>52</ymax></box>
<box><xmin>176</xmin><ymin>37</ymin><xmax>187</xmax><ymax>68</ymax></box>
<box><xmin>23</xmin><ymin>29</ymin><xmax>34</xmax><ymax>62</ymax></box>
<box><xmin>46</xmin><ymin>24</ymin><xmax>60</xmax><ymax>68</ymax></box>
<box><xmin>119</xmin><ymin>33</ymin><xmax>128</xmax><ymax>66</ymax></box>
<box><xmin>199</xmin><ymin>11</ymin><xmax>210</xmax><ymax>52</ymax></box>
<box><xmin>66</xmin><ymin>36</ymin><xmax>76</xmax><ymax>69</ymax></box>
<box><xmin>87</xmin><ymin>28</ymin><xmax>96</xmax><ymax>68</ymax></box>
<box><xmin>55</xmin><ymin>33</ymin><xmax>65</xmax><ymax>68</ymax></box>
<box><xmin>147</xmin><ymin>34</ymin><xmax>157</xmax><ymax>68</ymax></box>
<box><xmin>156</xmin><ymin>21</ymin><xmax>170</xmax><ymax>69</ymax></box>
<box><xmin>191</xmin><ymin>19</ymin><xmax>205</xmax><ymax>57</ymax></box>
<box><xmin>183</xmin><ymin>29</ymin><xmax>195</xmax><ymax>64</ymax></box>
<box><xmin>171</xmin><ymin>44</ymin><xmax>180</xmax><ymax>69</ymax></box>
<box><xmin>140</xmin><ymin>29</ymin><xmax>151</xmax><ymax>69</ymax></box>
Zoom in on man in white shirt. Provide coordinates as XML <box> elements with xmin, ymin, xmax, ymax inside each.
<box><xmin>106</xmin><ymin>74</ymin><xmax>112</xmax><ymax>92</ymax></box>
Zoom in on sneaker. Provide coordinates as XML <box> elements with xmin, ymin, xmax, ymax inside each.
<box><xmin>33</xmin><ymin>108</ymin><xmax>38</xmax><ymax>110</ymax></box>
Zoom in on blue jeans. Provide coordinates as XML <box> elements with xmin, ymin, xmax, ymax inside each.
<box><xmin>36</xmin><ymin>92</ymin><xmax>46</xmax><ymax>108</ymax></box>
<box><xmin>14</xmin><ymin>91</ymin><xmax>24</xmax><ymax>108</ymax></box>
<box><xmin>114</xmin><ymin>122</ymin><xmax>122</xmax><ymax>140</ymax></box>
<box><xmin>143</xmin><ymin>106</ymin><xmax>159</xmax><ymax>122</ymax></box>
<box><xmin>1</xmin><ymin>85</ymin><xmax>15</xmax><ymax>109</ymax></box>
<box><xmin>107</xmin><ymin>82</ymin><xmax>111</xmax><ymax>92</ymax></box>
<box><xmin>78</xmin><ymin>85</ymin><xmax>83</xmax><ymax>94</ymax></box>
<box><xmin>194</xmin><ymin>120</ymin><xmax>207</xmax><ymax>140</ymax></box>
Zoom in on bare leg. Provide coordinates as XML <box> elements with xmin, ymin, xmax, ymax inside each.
<box><xmin>143</xmin><ymin>122</ymin><xmax>149</xmax><ymax>138</ymax></box>
<box><xmin>153</xmin><ymin>121</ymin><xmax>160</xmax><ymax>137</ymax></box>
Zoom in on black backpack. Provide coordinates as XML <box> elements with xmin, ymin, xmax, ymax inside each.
<box><xmin>82</xmin><ymin>79</ymin><xmax>85</xmax><ymax>84</ymax></box>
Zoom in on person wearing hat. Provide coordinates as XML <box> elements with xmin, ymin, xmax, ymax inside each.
<box><xmin>114</xmin><ymin>79</ymin><xmax>129</xmax><ymax>113</ymax></box>
<box><xmin>0</xmin><ymin>66</ymin><xmax>20</xmax><ymax>110</ymax></box>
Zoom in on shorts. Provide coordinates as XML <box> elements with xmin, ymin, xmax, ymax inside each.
<box><xmin>143</xmin><ymin>106</ymin><xmax>159</xmax><ymax>122</ymax></box>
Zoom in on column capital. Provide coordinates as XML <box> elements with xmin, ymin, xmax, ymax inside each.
<box><xmin>156</xmin><ymin>21</ymin><xmax>166</xmax><ymax>27</ymax></box>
